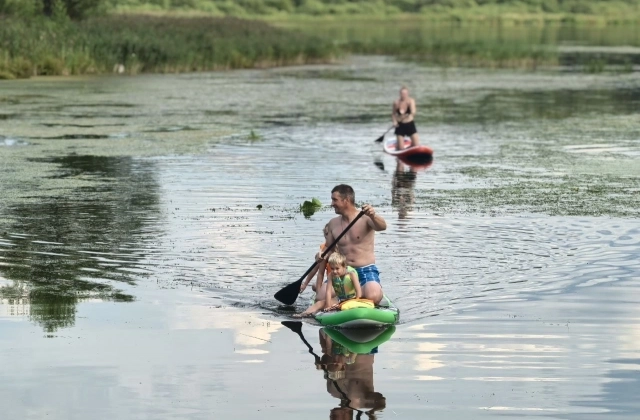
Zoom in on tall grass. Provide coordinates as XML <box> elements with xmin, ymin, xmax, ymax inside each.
<box><xmin>0</xmin><ymin>15</ymin><xmax>338</xmax><ymax>79</ymax></box>
<box><xmin>347</xmin><ymin>36</ymin><xmax>557</xmax><ymax>69</ymax></box>
<box><xmin>2</xmin><ymin>14</ymin><xmax>638</xmax><ymax>79</ymax></box>
<box><xmin>277</xmin><ymin>18</ymin><xmax>640</xmax><ymax>70</ymax></box>
<box><xmin>110</xmin><ymin>0</ymin><xmax>640</xmax><ymax>23</ymax></box>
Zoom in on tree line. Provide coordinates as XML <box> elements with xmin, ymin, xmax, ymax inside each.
<box><xmin>0</xmin><ymin>0</ymin><xmax>107</xmax><ymax>19</ymax></box>
<box><xmin>2</xmin><ymin>0</ymin><xmax>639</xmax><ymax>20</ymax></box>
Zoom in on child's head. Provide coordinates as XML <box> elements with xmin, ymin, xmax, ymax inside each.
<box><xmin>323</xmin><ymin>223</ymin><xmax>330</xmax><ymax>239</ymax></box>
<box><xmin>328</xmin><ymin>252</ymin><xmax>347</xmax><ymax>276</ymax></box>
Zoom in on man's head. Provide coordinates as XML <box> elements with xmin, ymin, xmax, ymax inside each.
<box><xmin>329</xmin><ymin>407</ymin><xmax>353</xmax><ymax>420</ymax></box>
<box><xmin>331</xmin><ymin>184</ymin><xmax>355</xmax><ymax>215</ymax></box>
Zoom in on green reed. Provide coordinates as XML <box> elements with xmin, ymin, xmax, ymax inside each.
<box><xmin>0</xmin><ymin>16</ymin><xmax>338</xmax><ymax>79</ymax></box>
<box><xmin>276</xmin><ymin>18</ymin><xmax>640</xmax><ymax>70</ymax></box>
<box><xmin>348</xmin><ymin>36</ymin><xmax>558</xmax><ymax>69</ymax></box>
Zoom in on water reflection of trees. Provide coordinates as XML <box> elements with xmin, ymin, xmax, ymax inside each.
<box><xmin>0</xmin><ymin>155</ymin><xmax>160</xmax><ymax>333</ymax></box>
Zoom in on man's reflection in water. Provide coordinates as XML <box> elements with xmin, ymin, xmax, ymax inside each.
<box><xmin>317</xmin><ymin>329</ymin><xmax>386</xmax><ymax>420</ymax></box>
<box><xmin>391</xmin><ymin>160</ymin><xmax>417</xmax><ymax>220</ymax></box>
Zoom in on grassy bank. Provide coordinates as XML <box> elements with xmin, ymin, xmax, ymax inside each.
<box><xmin>2</xmin><ymin>14</ymin><xmax>639</xmax><ymax>79</ymax></box>
<box><xmin>110</xmin><ymin>1</ymin><xmax>640</xmax><ymax>24</ymax></box>
<box><xmin>0</xmin><ymin>15</ymin><xmax>338</xmax><ymax>79</ymax></box>
<box><xmin>274</xmin><ymin>17</ymin><xmax>640</xmax><ymax>70</ymax></box>
<box><xmin>345</xmin><ymin>35</ymin><xmax>557</xmax><ymax>69</ymax></box>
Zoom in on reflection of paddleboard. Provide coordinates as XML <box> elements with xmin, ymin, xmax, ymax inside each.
<box><xmin>314</xmin><ymin>295</ymin><xmax>399</xmax><ymax>328</ymax></box>
<box><xmin>383</xmin><ymin>137</ymin><xmax>434</xmax><ymax>170</ymax></box>
<box><xmin>323</xmin><ymin>326</ymin><xmax>396</xmax><ymax>355</ymax></box>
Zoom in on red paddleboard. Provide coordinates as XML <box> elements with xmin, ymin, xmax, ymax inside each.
<box><xmin>383</xmin><ymin>137</ymin><xmax>434</xmax><ymax>170</ymax></box>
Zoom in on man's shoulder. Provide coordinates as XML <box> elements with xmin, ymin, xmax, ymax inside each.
<box><xmin>326</xmin><ymin>216</ymin><xmax>340</xmax><ymax>232</ymax></box>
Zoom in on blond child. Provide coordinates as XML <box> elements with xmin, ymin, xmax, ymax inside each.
<box><xmin>295</xmin><ymin>252</ymin><xmax>362</xmax><ymax>317</ymax></box>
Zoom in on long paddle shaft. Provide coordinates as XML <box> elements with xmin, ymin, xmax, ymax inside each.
<box><xmin>281</xmin><ymin>321</ymin><xmax>321</xmax><ymax>364</ymax></box>
<box><xmin>273</xmin><ymin>210</ymin><xmax>365</xmax><ymax>305</ymax></box>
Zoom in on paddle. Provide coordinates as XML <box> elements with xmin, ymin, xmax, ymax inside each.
<box><xmin>373</xmin><ymin>159</ymin><xmax>385</xmax><ymax>171</ymax></box>
<box><xmin>374</xmin><ymin>125</ymin><xmax>395</xmax><ymax>143</ymax></box>
<box><xmin>274</xmin><ymin>210</ymin><xmax>365</xmax><ymax>305</ymax></box>
<box><xmin>281</xmin><ymin>321</ymin><xmax>321</xmax><ymax>364</ymax></box>
<box><xmin>375</xmin><ymin>111</ymin><xmax>411</xmax><ymax>143</ymax></box>
<box><xmin>281</xmin><ymin>321</ymin><xmax>372</xmax><ymax>417</ymax></box>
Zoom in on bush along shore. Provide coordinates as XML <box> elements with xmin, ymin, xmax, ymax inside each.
<box><xmin>345</xmin><ymin>36</ymin><xmax>558</xmax><ymax>69</ymax></box>
<box><xmin>0</xmin><ymin>16</ymin><xmax>339</xmax><ymax>79</ymax></box>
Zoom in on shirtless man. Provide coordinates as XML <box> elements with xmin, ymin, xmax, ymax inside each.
<box><xmin>323</xmin><ymin>184</ymin><xmax>387</xmax><ymax>304</ymax></box>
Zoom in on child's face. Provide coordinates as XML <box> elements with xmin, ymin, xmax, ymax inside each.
<box><xmin>331</xmin><ymin>264</ymin><xmax>347</xmax><ymax>277</ymax></box>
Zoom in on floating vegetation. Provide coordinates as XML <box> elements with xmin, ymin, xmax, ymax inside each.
<box><xmin>416</xmin><ymin>176</ymin><xmax>640</xmax><ymax>218</ymax></box>
<box><xmin>248</xmin><ymin>130</ymin><xmax>261</xmax><ymax>141</ymax></box>
<box><xmin>300</xmin><ymin>198</ymin><xmax>322</xmax><ymax>218</ymax></box>
<box><xmin>279</xmin><ymin>69</ymin><xmax>376</xmax><ymax>81</ymax></box>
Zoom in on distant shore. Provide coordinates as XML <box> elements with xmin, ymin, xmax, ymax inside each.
<box><xmin>0</xmin><ymin>16</ymin><xmax>338</xmax><ymax>80</ymax></box>
<box><xmin>1</xmin><ymin>11</ymin><xmax>639</xmax><ymax>80</ymax></box>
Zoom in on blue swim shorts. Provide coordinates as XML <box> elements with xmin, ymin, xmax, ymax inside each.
<box><xmin>354</xmin><ymin>264</ymin><xmax>381</xmax><ymax>286</ymax></box>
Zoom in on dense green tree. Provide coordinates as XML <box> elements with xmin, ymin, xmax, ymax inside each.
<box><xmin>0</xmin><ymin>0</ymin><xmax>106</xmax><ymax>19</ymax></box>
<box><xmin>43</xmin><ymin>0</ymin><xmax>106</xmax><ymax>19</ymax></box>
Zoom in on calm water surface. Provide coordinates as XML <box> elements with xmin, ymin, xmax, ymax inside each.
<box><xmin>1</xmin><ymin>56</ymin><xmax>639</xmax><ymax>419</ymax></box>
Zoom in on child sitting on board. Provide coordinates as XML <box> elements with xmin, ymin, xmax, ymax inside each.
<box><xmin>295</xmin><ymin>252</ymin><xmax>362</xmax><ymax>317</ymax></box>
<box><xmin>299</xmin><ymin>223</ymin><xmax>334</xmax><ymax>301</ymax></box>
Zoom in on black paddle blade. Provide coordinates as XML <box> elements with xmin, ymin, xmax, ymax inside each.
<box><xmin>281</xmin><ymin>320</ymin><xmax>303</xmax><ymax>334</ymax></box>
<box><xmin>374</xmin><ymin>135</ymin><xmax>384</xmax><ymax>143</ymax></box>
<box><xmin>274</xmin><ymin>212</ymin><xmax>362</xmax><ymax>305</ymax></box>
<box><xmin>273</xmin><ymin>278</ymin><xmax>303</xmax><ymax>306</ymax></box>
<box><xmin>373</xmin><ymin>160</ymin><xmax>385</xmax><ymax>171</ymax></box>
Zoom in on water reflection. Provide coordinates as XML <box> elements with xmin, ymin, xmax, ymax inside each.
<box><xmin>283</xmin><ymin>322</ymin><xmax>394</xmax><ymax>419</ymax></box>
<box><xmin>320</xmin><ymin>327</ymin><xmax>393</xmax><ymax>419</ymax></box>
<box><xmin>0</xmin><ymin>155</ymin><xmax>161</xmax><ymax>333</ymax></box>
<box><xmin>391</xmin><ymin>160</ymin><xmax>417</xmax><ymax>220</ymax></box>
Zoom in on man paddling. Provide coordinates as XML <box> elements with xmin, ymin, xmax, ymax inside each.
<box><xmin>322</xmin><ymin>184</ymin><xmax>387</xmax><ymax>304</ymax></box>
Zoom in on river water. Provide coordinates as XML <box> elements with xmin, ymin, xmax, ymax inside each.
<box><xmin>1</xmin><ymin>56</ymin><xmax>639</xmax><ymax>419</ymax></box>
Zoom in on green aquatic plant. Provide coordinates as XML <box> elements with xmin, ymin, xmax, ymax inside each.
<box><xmin>248</xmin><ymin>130</ymin><xmax>261</xmax><ymax>141</ymax></box>
<box><xmin>300</xmin><ymin>197</ymin><xmax>322</xmax><ymax>218</ymax></box>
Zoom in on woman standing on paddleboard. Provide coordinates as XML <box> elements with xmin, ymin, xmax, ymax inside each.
<box><xmin>392</xmin><ymin>86</ymin><xmax>420</xmax><ymax>151</ymax></box>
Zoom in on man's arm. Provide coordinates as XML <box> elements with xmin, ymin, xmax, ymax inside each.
<box><xmin>323</xmin><ymin>224</ymin><xmax>336</xmax><ymax>257</ymax></box>
<box><xmin>362</xmin><ymin>204</ymin><xmax>387</xmax><ymax>231</ymax></box>
<box><xmin>318</xmin><ymin>222</ymin><xmax>336</xmax><ymax>260</ymax></box>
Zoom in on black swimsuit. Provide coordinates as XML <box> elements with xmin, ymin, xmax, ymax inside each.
<box><xmin>394</xmin><ymin>106</ymin><xmax>417</xmax><ymax>137</ymax></box>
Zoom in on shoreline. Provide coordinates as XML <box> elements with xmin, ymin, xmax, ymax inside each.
<box><xmin>2</xmin><ymin>14</ymin><xmax>639</xmax><ymax>80</ymax></box>
<box><xmin>110</xmin><ymin>10</ymin><xmax>640</xmax><ymax>25</ymax></box>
